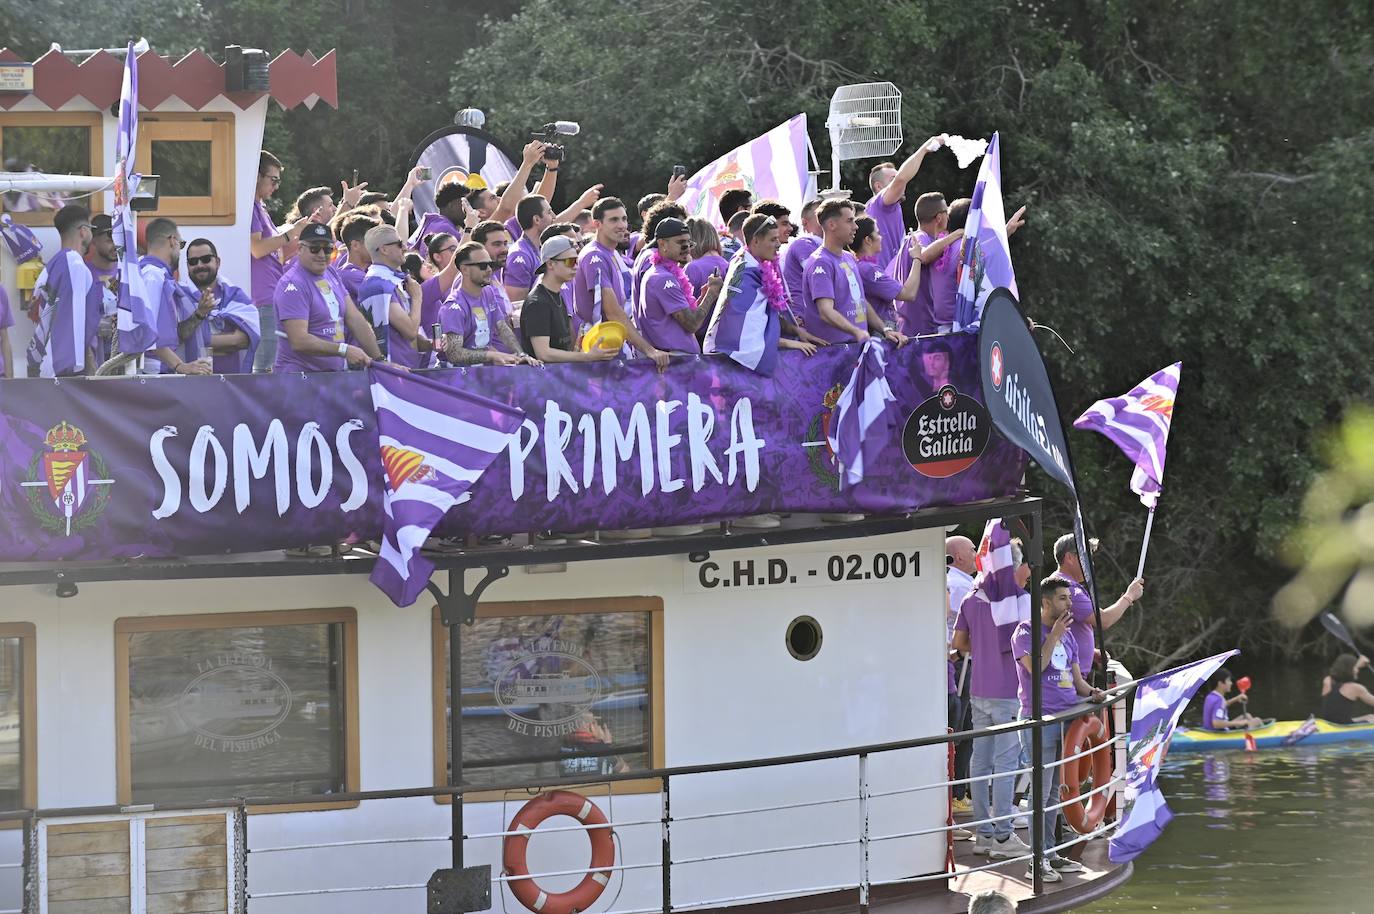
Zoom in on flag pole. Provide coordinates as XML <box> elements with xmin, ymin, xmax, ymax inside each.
<box><xmin>1135</xmin><ymin>503</ymin><xmax>1157</xmax><ymax>580</ymax></box>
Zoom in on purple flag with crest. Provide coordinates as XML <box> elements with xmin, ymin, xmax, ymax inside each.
<box><xmin>112</xmin><ymin>43</ymin><xmax>158</xmax><ymax>358</ymax></box>
<box><xmin>1109</xmin><ymin>650</ymin><xmax>1238</xmax><ymax>863</ymax></box>
<box><xmin>679</xmin><ymin>116</ymin><xmax>815</xmax><ymax>232</ymax></box>
<box><xmin>952</xmin><ymin>132</ymin><xmax>1018</xmax><ymax>332</ymax></box>
<box><xmin>368</xmin><ymin>363</ymin><xmax>525</xmax><ymax>607</ymax></box>
<box><xmin>973</xmin><ymin>517</ymin><xmax>1030</xmax><ymax>625</ymax></box>
<box><xmin>1073</xmin><ymin>363</ymin><xmax>1181</xmax><ymax>508</ymax></box>
<box><xmin>825</xmin><ymin>340</ymin><xmax>898</xmax><ymax>487</ymax></box>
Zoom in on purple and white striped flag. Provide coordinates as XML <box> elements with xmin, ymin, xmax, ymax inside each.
<box><xmin>112</xmin><ymin>43</ymin><xmax>158</xmax><ymax>357</ymax></box>
<box><xmin>1109</xmin><ymin>650</ymin><xmax>1237</xmax><ymax>864</ymax></box>
<box><xmin>1072</xmin><ymin>363</ymin><xmax>1181</xmax><ymax>508</ymax></box>
<box><xmin>703</xmin><ymin>252</ymin><xmax>781</xmax><ymax>376</ymax></box>
<box><xmin>825</xmin><ymin>340</ymin><xmax>897</xmax><ymax>487</ymax></box>
<box><xmin>368</xmin><ymin>364</ymin><xmax>525</xmax><ymax>607</ymax></box>
<box><xmin>0</xmin><ymin>214</ymin><xmax>42</xmax><ymax>263</ymax></box>
<box><xmin>679</xmin><ymin>115</ymin><xmax>816</xmax><ymax>232</ymax></box>
<box><xmin>952</xmin><ymin>132</ymin><xmax>1018</xmax><ymax>332</ymax></box>
<box><xmin>973</xmin><ymin>518</ymin><xmax>1030</xmax><ymax>626</ymax></box>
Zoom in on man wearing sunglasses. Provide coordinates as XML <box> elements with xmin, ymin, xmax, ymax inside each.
<box><xmin>1048</xmin><ymin>532</ymin><xmax>1145</xmax><ymax>681</ymax></box>
<box><xmin>438</xmin><ymin>241</ymin><xmax>530</xmax><ymax>366</ymax></box>
<box><xmin>179</xmin><ymin>239</ymin><xmax>259</xmax><ymax>374</ymax></box>
<box><xmin>141</xmin><ymin>218</ymin><xmax>212</xmax><ymax>375</ymax></box>
<box><xmin>85</xmin><ymin>214</ymin><xmax>120</xmax><ymax>363</ymax></box>
<box><xmin>274</xmin><ymin>222</ymin><xmax>381</xmax><ymax>372</ymax></box>
<box><xmin>633</xmin><ymin>218</ymin><xmax>722</xmax><ymax>356</ymax></box>
<box><xmin>520</xmin><ymin>236</ymin><xmax>616</xmax><ymax>364</ymax></box>
<box><xmin>357</xmin><ymin>225</ymin><xmax>426</xmax><ymax>368</ymax></box>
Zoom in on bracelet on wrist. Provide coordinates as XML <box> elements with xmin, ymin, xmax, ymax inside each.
<box><xmin>337</xmin><ymin>343</ymin><xmax>348</xmax><ymax>357</ymax></box>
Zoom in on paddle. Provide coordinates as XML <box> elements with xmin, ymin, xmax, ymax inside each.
<box><xmin>1320</xmin><ymin>612</ymin><xmax>1369</xmax><ymax>677</ymax></box>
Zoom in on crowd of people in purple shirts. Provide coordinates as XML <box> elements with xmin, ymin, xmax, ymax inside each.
<box><xmin>9</xmin><ymin>133</ymin><xmax>1032</xmax><ymax>381</ymax></box>
<box><xmin>946</xmin><ymin>531</ymin><xmax>1144</xmax><ymax>882</ymax></box>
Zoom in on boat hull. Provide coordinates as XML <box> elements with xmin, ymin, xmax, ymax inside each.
<box><xmin>1171</xmin><ymin>718</ymin><xmax>1374</xmax><ymax>751</ymax></box>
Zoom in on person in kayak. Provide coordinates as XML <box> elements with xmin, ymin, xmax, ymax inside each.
<box><xmin>1202</xmin><ymin>668</ymin><xmax>1264</xmax><ymax>730</ymax></box>
<box><xmin>1319</xmin><ymin>654</ymin><xmax>1374</xmax><ymax>724</ymax></box>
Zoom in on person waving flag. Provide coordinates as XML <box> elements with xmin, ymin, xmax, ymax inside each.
<box><xmin>974</xmin><ymin>518</ymin><xmax>1031</xmax><ymax>625</ymax></box>
<box><xmin>111</xmin><ymin>41</ymin><xmax>159</xmax><ymax>361</ymax></box>
<box><xmin>368</xmin><ymin>363</ymin><xmax>525</xmax><ymax>606</ymax></box>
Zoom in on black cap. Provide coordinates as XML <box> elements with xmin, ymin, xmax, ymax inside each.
<box><xmin>298</xmin><ymin>222</ymin><xmax>333</xmax><ymax>244</ymax></box>
<box><xmin>90</xmin><ymin>214</ymin><xmax>113</xmax><ymax>234</ymax></box>
<box><xmin>653</xmin><ymin>217</ymin><xmax>689</xmax><ymax>240</ymax></box>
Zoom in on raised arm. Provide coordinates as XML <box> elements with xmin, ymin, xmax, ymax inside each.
<box><xmin>879</xmin><ymin>135</ymin><xmax>946</xmax><ymax>206</ymax></box>
<box><xmin>553</xmin><ymin>184</ymin><xmax>603</xmax><ymax>223</ymax></box>
<box><xmin>917</xmin><ymin>228</ymin><xmax>963</xmax><ymax>265</ymax></box>
<box><xmin>493</xmin><ymin>141</ymin><xmax>548</xmax><ymax>225</ymax></box>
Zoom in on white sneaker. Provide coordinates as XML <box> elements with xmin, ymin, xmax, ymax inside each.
<box><xmin>973</xmin><ymin>834</ymin><xmax>993</xmax><ymax>856</ymax></box>
<box><xmin>988</xmin><ymin>832</ymin><xmax>1031</xmax><ymax>860</ymax></box>
<box><xmin>1013</xmin><ymin>814</ymin><xmax>1029</xmax><ymax>830</ymax></box>
<box><xmin>1026</xmin><ymin>859</ymin><xmax>1062</xmax><ymax>883</ymax></box>
<box><xmin>1048</xmin><ymin>853</ymin><xmax>1084</xmax><ymax>873</ymax></box>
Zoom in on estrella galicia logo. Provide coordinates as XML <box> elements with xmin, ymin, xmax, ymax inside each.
<box><xmin>989</xmin><ymin>342</ymin><xmax>1005</xmax><ymax>390</ymax></box>
<box><xmin>20</xmin><ymin>421</ymin><xmax>115</xmax><ymax>536</ymax></box>
<box><xmin>901</xmin><ymin>386</ymin><xmax>991</xmax><ymax>478</ymax></box>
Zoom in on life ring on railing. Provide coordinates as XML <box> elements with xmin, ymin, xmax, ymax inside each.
<box><xmin>503</xmin><ymin>790</ymin><xmax>616</xmax><ymax>914</ymax></box>
<box><xmin>1059</xmin><ymin>713</ymin><xmax>1112</xmax><ymax>834</ymax></box>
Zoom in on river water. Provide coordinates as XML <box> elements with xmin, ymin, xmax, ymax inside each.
<box><xmin>1080</xmin><ymin>655</ymin><xmax>1373</xmax><ymax>914</ymax></box>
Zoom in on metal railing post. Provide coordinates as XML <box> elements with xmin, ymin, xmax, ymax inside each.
<box><xmin>661</xmin><ymin>775</ymin><xmax>672</xmax><ymax>914</ymax></box>
<box><xmin>858</xmin><ymin>752</ymin><xmax>870</xmax><ymax>914</ymax></box>
<box><xmin>1029</xmin><ymin>505</ymin><xmax>1045</xmax><ymax>894</ymax></box>
<box><xmin>233</xmin><ymin>801</ymin><xmax>248</xmax><ymax>914</ymax></box>
<box><xmin>21</xmin><ymin>814</ymin><xmax>32</xmax><ymax>914</ymax></box>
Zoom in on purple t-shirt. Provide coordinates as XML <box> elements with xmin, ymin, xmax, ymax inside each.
<box><xmin>504</xmin><ymin>233</ymin><xmax>541</xmax><ymax>296</ymax></box>
<box><xmin>273</xmin><ymin>262</ymin><xmax>350</xmax><ymax>373</ymax></box>
<box><xmin>1049</xmin><ymin>573</ymin><xmax>1098</xmax><ymax>672</ymax></box>
<box><xmin>856</xmin><ymin>257</ymin><xmax>902</xmax><ymax>325</ymax></box>
<box><xmin>336</xmin><ymin>259</ymin><xmax>367</xmax><ymax>300</ymax></box>
<box><xmin>635</xmin><ymin>261</ymin><xmax>700</xmax><ymax>354</ymax></box>
<box><xmin>917</xmin><ymin>229</ymin><xmax>959</xmax><ymax>326</ymax></box>
<box><xmin>865</xmin><ymin>191</ymin><xmax>906</xmax><ymax>270</ymax></box>
<box><xmin>800</xmin><ymin>246</ymin><xmax>866</xmax><ymax>344</ymax></box>
<box><xmin>1011</xmin><ymin>622</ymin><xmax>1081</xmax><ymax>717</ymax></box>
<box><xmin>1202</xmin><ymin>691</ymin><xmax>1228</xmax><ymax>730</ymax></box>
<box><xmin>782</xmin><ymin>234</ymin><xmax>821</xmax><ymax>306</ymax></box>
<box><xmin>250</xmin><ymin>200</ymin><xmax>285</xmax><ymax>305</ymax></box>
<box><xmin>573</xmin><ymin>240</ymin><xmax>628</xmax><ymax>334</ymax></box>
<box><xmin>0</xmin><ymin>286</ymin><xmax>13</xmax><ymax>376</ymax></box>
<box><xmin>440</xmin><ymin>284</ymin><xmax>510</xmax><ymax>352</ymax></box>
<box><xmin>685</xmin><ymin>254</ymin><xmax>729</xmax><ymax>296</ymax></box>
<box><xmin>954</xmin><ymin>590</ymin><xmax>1021</xmax><ymax>700</ymax></box>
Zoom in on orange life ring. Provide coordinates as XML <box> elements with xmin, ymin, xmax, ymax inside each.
<box><xmin>1059</xmin><ymin>713</ymin><xmax>1112</xmax><ymax>834</ymax></box>
<box><xmin>503</xmin><ymin>790</ymin><xmax>616</xmax><ymax>914</ymax></box>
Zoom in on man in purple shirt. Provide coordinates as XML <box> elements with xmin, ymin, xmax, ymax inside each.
<box><xmin>800</xmin><ymin>199</ymin><xmax>905</xmax><ymax>346</ymax></box>
<box><xmin>504</xmin><ymin>194</ymin><xmax>554</xmax><ymax>306</ymax></box>
<box><xmin>574</xmin><ymin>197</ymin><xmax>668</xmax><ymax>369</ymax></box>
<box><xmin>274</xmin><ymin>223</ymin><xmax>380</xmax><ymax>372</ymax></box>
<box><xmin>26</xmin><ymin>207</ymin><xmax>102</xmax><ymax>378</ymax></box>
<box><xmin>250</xmin><ymin>152</ymin><xmax>310</xmax><ymax>371</ymax></box>
<box><xmin>409</xmin><ymin>181</ymin><xmax>469</xmax><ymax>250</ymax></box>
<box><xmin>1049</xmin><ymin>533</ymin><xmax>1145</xmax><ymax>680</ymax></box>
<box><xmin>954</xmin><ymin>541</ymin><xmax>1031</xmax><ymax>859</ymax></box>
<box><xmin>336</xmin><ymin>213</ymin><xmax>379</xmax><ymax>300</ymax></box>
<box><xmin>85</xmin><ymin>214</ymin><xmax>120</xmax><ymax>362</ymax></box>
<box><xmin>911</xmin><ymin>193</ymin><xmax>966</xmax><ymax>332</ymax></box>
<box><xmin>782</xmin><ymin>199</ymin><xmax>822</xmax><ymax>306</ymax></box>
<box><xmin>438</xmin><ymin>241</ymin><xmax>530</xmax><ymax>367</ymax></box>
<box><xmin>1011</xmin><ymin>577</ymin><xmax>1105</xmax><ymax>882</ymax></box>
<box><xmin>865</xmin><ymin>135</ymin><xmax>946</xmax><ymax>270</ymax></box>
<box><xmin>633</xmin><ymin>218</ymin><xmax>722</xmax><ymax>355</ymax></box>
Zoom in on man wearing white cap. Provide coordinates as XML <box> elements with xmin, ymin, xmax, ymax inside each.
<box><xmin>520</xmin><ymin>236</ymin><xmax>618</xmax><ymax>364</ymax></box>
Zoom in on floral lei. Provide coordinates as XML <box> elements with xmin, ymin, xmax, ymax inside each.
<box><xmin>759</xmin><ymin>258</ymin><xmax>788</xmax><ymax>313</ymax></box>
<box><xmin>651</xmin><ymin>249</ymin><xmax>699</xmax><ymax>310</ymax></box>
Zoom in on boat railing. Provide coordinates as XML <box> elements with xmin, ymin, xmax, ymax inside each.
<box><xmin>0</xmin><ymin>684</ymin><xmax>1133</xmax><ymax>914</ymax></box>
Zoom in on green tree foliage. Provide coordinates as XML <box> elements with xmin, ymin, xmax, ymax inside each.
<box><xmin>12</xmin><ymin>1</ymin><xmax>1372</xmax><ymax>660</ymax></box>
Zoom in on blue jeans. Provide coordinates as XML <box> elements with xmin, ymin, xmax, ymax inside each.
<box><xmin>1020</xmin><ymin>719</ymin><xmax>1065</xmax><ymax>854</ymax></box>
<box><xmin>970</xmin><ymin>697</ymin><xmax>1020</xmax><ymax>839</ymax></box>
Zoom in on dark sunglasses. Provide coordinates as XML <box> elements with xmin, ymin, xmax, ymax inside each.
<box><xmin>302</xmin><ymin>242</ymin><xmax>333</xmax><ymax>255</ymax></box>
<box><xmin>263</xmin><ymin>174</ymin><xmax>281</xmax><ymax>185</ymax></box>
<box><xmin>185</xmin><ymin>254</ymin><xmax>216</xmax><ymax>266</ymax></box>
<box><xmin>460</xmin><ymin>260</ymin><xmax>495</xmax><ymax>271</ymax></box>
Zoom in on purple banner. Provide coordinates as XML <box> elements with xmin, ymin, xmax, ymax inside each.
<box><xmin>0</xmin><ymin>336</ymin><xmax>1026</xmax><ymax>562</ymax></box>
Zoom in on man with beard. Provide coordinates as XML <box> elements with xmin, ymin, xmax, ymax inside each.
<box><xmin>472</xmin><ymin>220</ymin><xmax>514</xmax><ymax>318</ymax></box>
<box><xmin>574</xmin><ymin>197</ymin><xmax>668</xmax><ymax>369</ymax></box>
<box><xmin>632</xmin><ymin>217</ymin><xmax>723</xmax><ymax>355</ymax></box>
<box><xmin>439</xmin><ymin>241</ymin><xmax>530</xmax><ymax>366</ymax></box>
<box><xmin>800</xmin><ymin>199</ymin><xmax>905</xmax><ymax>346</ymax></box>
<box><xmin>85</xmin><ymin>213</ymin><xmax>120</xmax><ymax>362</ymax></box>
<box><xmin>179</xmin><ymin>238</ymin><xmax>259</xmax><ymax>373</ymax></box>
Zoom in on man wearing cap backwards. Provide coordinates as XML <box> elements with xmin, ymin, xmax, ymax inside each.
<box><xmin>439</xmin><ymin>241</ymin><xmax>532</xmax><ymax>367</ymax></box>
<box><xmin>1048</xmin><ymin>532</ymin><xmax>1145</xmax><ymax>678</ymax></box>
<box><xmin>520</xmin><ymin>236</ymin><xmax>618</xmax><ymax>364</ymax></box>
<box><xmin>574</xmin><ymin>197</ymin><xmax>670</xmax><ymax>370</ymax></box>
<box><xmin>84</xmin><ymin>213</ymin><xmax>120</xmax><ymax>362</ymax></box>
<box><xmin>633</xmin><ymin>217</ymin><xmax>723</xmax><ymax>356</ymax></box>
<box><xmin>274</xmin><ymin>222</ymin><xmax>381</xmax><ymax>372</ymax></box>
<box><xmin>356</xmin><ymin>224</ymin><xmax>426</xmax><ymax>368</ymax></box>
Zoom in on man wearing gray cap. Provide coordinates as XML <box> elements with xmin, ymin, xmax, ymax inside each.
<box><xmin>520</xmin><ymin>236</ymin><xmax>617</xmax><ymax>364</ymax></box>
<box><xmin>1049</xmin><ymin>532</ymin><xmax>1144</xmax><ymax>677</ymax></box>
<box><xmin>632</xmin><ymin>217</ymin><xmax>722</xmax><ymax>356</ymax></box>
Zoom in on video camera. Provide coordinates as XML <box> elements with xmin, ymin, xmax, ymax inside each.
<box><xmin>531</xmin><ymin>121</ymin><xmax>580</xmax><ymax>163</ymax></box>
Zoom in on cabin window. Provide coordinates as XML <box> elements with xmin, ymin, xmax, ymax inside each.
<box><xmin>0</xmin><ymin>624</ymin><xmax>36</xmax><ymax>812</ymax></box>
<box><xmin>0</xmin><ymin>113</ymin><xmax>103</xmax><ymax>225</ymax></box>
<box><xmin>116</xmin><ymin>609</ymin><xmax>359</xmax><ymax>808</ymax></box>
<box><xmin>433</xmin><ymin>597</ymin><xmax>665</xmax><ymax>799</ymax></box>
<box><xmin>134</xmin><ymin>113</ymin><xmax>235</xmax><ymax>224</ymax></box>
